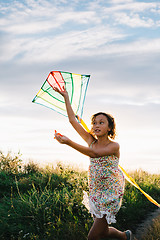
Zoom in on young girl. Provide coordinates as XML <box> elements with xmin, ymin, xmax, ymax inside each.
<box><xmin>54</xmin><ymin>87</ymin><xmax>132</xmax><ymax>240</ymax></box>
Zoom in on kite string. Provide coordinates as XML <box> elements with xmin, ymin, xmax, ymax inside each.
<box><xmin>119</xmin><ymin>165</ymin><xmax>160</xmax><ymax>208</ymax></box>
<box><xmin>76</xmin><ymin>115</ymin><xmax>160</xmax><ymax>208</ymax></box>
<box><xmin>75</xmin><ymin>115</ymin><xmax>90</xmax><ymax>132</ymax></box>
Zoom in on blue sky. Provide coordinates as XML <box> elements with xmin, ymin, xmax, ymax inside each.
<box><xmin>0</xmin><ymin>0</ymin><xmax>160</xmax><ymax>172</ymax></box>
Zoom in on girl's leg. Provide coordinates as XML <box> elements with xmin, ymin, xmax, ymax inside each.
<box><xmin>107</xmin><ymin>226</ymin><xmax>127</xmax><ymax>239</ymax></box>
<box><xmin>88</xmin><ymin>216</ymin><xmax>109</xmax><ymax>240</ymax></box>
<box><xmin>88</xmin><ymin>216</ymin><xmax>127</xmax><ymax>240</ymax></box>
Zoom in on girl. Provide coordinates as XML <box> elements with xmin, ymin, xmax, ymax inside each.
<box><xmin>54</xmin><ymin>87</ymin><xmax>132</xmax><ymax>240</ymax></box>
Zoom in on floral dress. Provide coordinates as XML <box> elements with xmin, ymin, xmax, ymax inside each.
<box><xmin>83</xmin><ymin>142</ymin><xmax>125</xmax><ymax>224</ymax></box>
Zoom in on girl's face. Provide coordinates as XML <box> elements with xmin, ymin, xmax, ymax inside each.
<box><xmin>92</xmin><ymin>114</ymin><xmax>110</xmax><ymax>137</ymax></box>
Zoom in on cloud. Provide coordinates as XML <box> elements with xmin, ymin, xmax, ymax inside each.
<box><xmin>111</xmin><ymin>0</ymin><xmax>133</xmax><ymax>3</ymax></box>
<box><xmin>1</xmin><ymin>26</ymin><xmax>160</xmax><ymax>64</ymax></box>
<box><xmin>1</xmin><ymin>1</ymin><xmax>160</xmax><ymax>37</ymax></box>
<box><xmin>0</xmin><ymin>0</ymin><xmax>98</xmax><ymax>35</ymax></box>
<box><xmin>113</xmin><ymin>12</ymin><xmax>154</xmax><ymax>27</ymax></box>
<box><xmin>116</xmin><ymin>38</ymin><xmax>160</xmax><ymax>54</ymax></box>
<box><xmin>102</xmin><ymin>2</ymin><xmax>160</xmax><ymax>28</ymax></box>
<box><xmin>1</xmin><ymin>0</ymin><xmax>160</xmax><ymax>64</ymax></box>
<box><xmin>89</xmin><ymin>38</ymin><xmax>160</xmax><ymax>58</ymax></box>
<box><xmin>97</xmin><ymin>92</ymin><xmax>160</xmax><ymax>106</ymax></box>
<box><xmin>107</xmin><ymin>1</ymin><xmax>159</xmax><ymax>12</ymax></box>
<box><xmin>0</xmin><ymin>11</ymin><xmax>98</xmax><ymax>35</ymax></box>
<box><xmin>0</xmin><ymin>25</ymin><xmax>126</xmax><ymax>63</ymax></box>
<box><xmin>1</xmin><ymin>0</ymin><xmax>160</xmax><ymax>66</ymax></box>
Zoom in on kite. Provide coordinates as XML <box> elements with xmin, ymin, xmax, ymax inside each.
<box><xmin>32</xmin><ymin>71</ymin><xmax>90</xmax><ymax>119</ymax></box>
<box><xmin>32</xmin><ymin>70</ymin><xmax>160</xmax><ymax>208</ymax></box>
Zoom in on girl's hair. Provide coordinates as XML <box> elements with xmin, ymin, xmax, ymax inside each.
<box><xmin>91</xmin><ymin>112</ymin><xmax>116</xmax><ymax>139</ymax></box>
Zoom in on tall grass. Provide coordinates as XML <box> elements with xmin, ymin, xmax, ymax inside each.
<box><xmin>0</xmin><ymin>151</ymin><xmax>160</xmax><ymax>240</ymax></box>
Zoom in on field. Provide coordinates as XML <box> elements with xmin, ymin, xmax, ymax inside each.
<box><xmin>0</xmin><ymin>151</ymin><xmax>160</xmax><ymax>240</ymax></box>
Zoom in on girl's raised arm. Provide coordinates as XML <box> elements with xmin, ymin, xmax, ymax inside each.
<box><xmin>53</xmin><ymin>87</ymin><xmax>94</xmax><ymax>145</ymax></box>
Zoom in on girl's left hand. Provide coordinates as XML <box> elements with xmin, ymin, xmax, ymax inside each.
<box><xmin>53</xmin><ymin>86</ymin><xmax>68</xmax><ymax>98</ymax></box>
<box><xmin>54</xmin><ymin>131</ymin><xmax>70</xmax><ymax>144</ymax></box>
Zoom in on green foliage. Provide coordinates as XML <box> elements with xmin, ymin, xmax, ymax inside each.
<box><xmin>0</xmin><ymin>152</ymin><xmax>160</xmax><ymax>239</ymax></box>
<box><xmin>0</xmin><ymin>151</ymin><xmax>22</xmax><ymax>174</ymax></box>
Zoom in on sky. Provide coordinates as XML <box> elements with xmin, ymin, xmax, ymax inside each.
<box><xmin>0</xmin><ymin>0</ymin><xmax>160</xmax><ymax>173</ymax></box>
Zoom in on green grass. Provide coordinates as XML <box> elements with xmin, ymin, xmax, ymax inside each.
<box><xmin>0</xmin><ymin>151</ymin><xmax>160</xmax><ymax>240</ymax></box>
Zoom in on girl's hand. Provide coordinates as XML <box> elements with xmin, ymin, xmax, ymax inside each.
<box><xmin>53</xmin><ymin>86</ymin><xmax>68</xmax><ymax>98</ymax></box>
<box><xmin>54</xmin><ymin>130</ymin><xmax>70</xmax><ymax>144</ymax></box>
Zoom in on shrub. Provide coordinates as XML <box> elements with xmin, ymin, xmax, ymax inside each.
<box><xmin>0</xmin><ymin>151</ymin><xmax>22</xmax><ymax>174</ymax></box>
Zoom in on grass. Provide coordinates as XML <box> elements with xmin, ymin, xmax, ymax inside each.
<box><xmin>0</xmin><ymin>151</ymin><xmax>160</xmax><ymax>240</ymax></box>
<box><xmin>141</xmin><ymin>214</ymin><xmax>160</xmax><ymax>240</ymax></box>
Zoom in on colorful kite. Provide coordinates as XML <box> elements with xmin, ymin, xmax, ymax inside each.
<box><xmin>32</xmin><ymin>71</ymin><xmax>90</xmax><ymax>118</ymax></box>
<box><xmin>33</xmin><ymin>70</ymin><xmax>160</xmax><ymax>208</ymax></box>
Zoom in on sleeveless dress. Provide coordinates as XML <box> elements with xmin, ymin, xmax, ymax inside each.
<box><xmin>83</xmin><ymin>142</ymin><xmax>125</xmax><ymax>224</ymax></box>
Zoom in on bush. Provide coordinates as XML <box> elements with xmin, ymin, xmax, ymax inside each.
<box><xmin>0</xmin><ymin>151</ymin><xmax>22</xmax><ymax>174</ymax></box>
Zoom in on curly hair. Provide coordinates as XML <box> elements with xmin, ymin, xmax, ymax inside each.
<box><xmin>91</xmin><ymin>112</ymin><xmax>116</xmax><ymax>139</ymax></box>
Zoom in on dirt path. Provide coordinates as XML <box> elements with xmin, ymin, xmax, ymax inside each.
<box><xmin>133</xmin><ymin>208</ymin><xmax>160</xmax><ymax>240</ymax></box>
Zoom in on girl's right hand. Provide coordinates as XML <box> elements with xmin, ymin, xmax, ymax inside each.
<box><xmin>54</xmin><ymin>130</ymin><xmax>70</xmax><ymax>145</ymax></box>
<box><xmin>53</xmin><ymin>86</ymin><xmax>68</xmax><ymax>98</ymax></box>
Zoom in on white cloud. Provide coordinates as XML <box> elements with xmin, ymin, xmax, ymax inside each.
<box><xmin>0</xmin><ymin>10</ymin><xmax>98</xmax><ymax>35</ymax></box>
<box><xmin>108</xmin><ymin>2</ymin><xmax>159</xmax><ymax>12</ymax></box>
<box><xmin>1</xmin><ymin>31</ymin><xmax>160</xmax><ymax>63</ymax></box>
<box><xmin>111</xmin><ymin>0</ymin><xmax>133</xmax><ymax>3</ymax></box>
<box><xmin>0</xmin><ymin>20</ymin><xmax>57</xmax><ymax>35</ymax></box>
<box><xmin>114</xmin><ymin>12</ymin><xmax>154</xmax><ymax>27</ymax></box>
<box><xmin>89</xmin><ymin>80</ymin><xmax>160</xmax><ymax>106</ymax></box>
<box><xmin>0</xmin><ymin>0</ymin><xmax>99</xmax><ymax>36</ymax></box>
<box><xmin>1</xmin><ymin>0</ymin><xmax>159</xmax><ymax>38</ymax></box>
<box><xmin>102</xmin><ymin>2</ymin><xmax>160</xmax><ymax>28</ymax></box>
<box><xmin>0</xmin><ymin>25</ymin><xmax>125</xmax><ymax>63</ymax></box>
<box><xmin>96</xmin><ymin>38</ymin><xmax>160</xmax><ymax>56</ymax></box>
<box><xmin>85</xmin><ymin>1</ymin><xmax>160</xmax><ymax>24</ymax></box>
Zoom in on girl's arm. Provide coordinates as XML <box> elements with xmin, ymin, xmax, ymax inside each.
<box><xmin>53</xmin><ymin>87</ymin><xmax>94</xmax><ymax>145</ymax></box>
<box><xmin>55</xmin><ymin>133</ymin><xmax>119</xmax><ymax>158</ymax></box>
